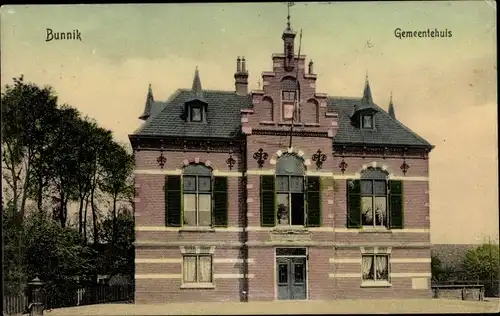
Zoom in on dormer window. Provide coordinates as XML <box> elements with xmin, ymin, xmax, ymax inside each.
<box><xmin>190</xmin><ymin>106</ymin><xmax>203</xmax><ymax>122</ymax></box>
<box><xmin>361</xmin><ymin>114</ymin><xmax>374</xmax><ymax>129</ymax></box>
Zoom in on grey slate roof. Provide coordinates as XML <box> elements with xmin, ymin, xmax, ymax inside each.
<box><xmin>328</xmin><ymin>97</ymin><xmax>432</xmax><ymax>147</ymax></box>
<box><xmin>133</xmin><ymin>89</ymin><xmax>432</xmax><ymax>148</ymax></box>
<box><xmin>134</xmin><ymin>89</ymin><xmax>251</xmax><ymax>138</ymax></box>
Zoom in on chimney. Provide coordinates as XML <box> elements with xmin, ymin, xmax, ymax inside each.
<box><xmin>234</xmin><ymin>56</ymin><xmax>249</xmax><ymax>96</ymax></box>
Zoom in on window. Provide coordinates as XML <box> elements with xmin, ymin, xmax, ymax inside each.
<box><xmin>362</xmin><ymin>254</ymin><xmax>389</xmax><ymax>282</ymax></box>
<box><xmin>282</xmin><ymin>90</ymin><xmax>296</xmax><ymax>101</ymax></box>
<box><xmin>183</xmin><ymin>254</ymin><xmax>213</xmax><ymax>283</ymax></box>
<box><xmin>183</xmin><ymin>164</ymin><xmax>212</xmax><ymax>227</ymax></box>
<box><xmin>346</xmin><ymin>171</ymin><xmax>403</xmax><ymax>229</ymax></box>
<box><xmin>165</xmin><ymin>167</ymin><xmax>228</xmax><ymax>228</ymax></box>
<box><xmin>190</xmin><ymin>106</ymin><xmax>202</xmax><ymax>122</ymax></box>
<box><xmin>361</xmin><ymin>114</ymin><xmax>373</xmax><ymax>129</ymax></box>
<box><xmin>361</xmin><ymin>179</ymin><xmax>387</xmax><ymax>227</ymax></box>
<box><xmin>275</xmin><ymin>154</ymin><xmax>305</xmax><ymax>226</ymax></box>
<box><xmin>277</xmin><ymin>175</ymin><xmax>304</xmax><ymax>225</ymax></box>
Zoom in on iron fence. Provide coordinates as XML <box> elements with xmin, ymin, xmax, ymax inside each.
<box><xmin>44</xmin><ymin>284</ymin><xmax>135</xmax><ymax>309</ymax></box>
<box><xmin>2</xmin><ymin>294</ymin><xmax>28</xmax><ymax>316</ymax></box>
<box><xmin>3</xmin><ymin>283</ymin><xmax>134</xmax><ymax>315</ymax></box>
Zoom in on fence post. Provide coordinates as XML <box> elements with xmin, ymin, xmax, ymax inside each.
<box><xmin>28</xmin><ymin>277</ymin><xmax>45</xmax><ymax>316</ymax></box>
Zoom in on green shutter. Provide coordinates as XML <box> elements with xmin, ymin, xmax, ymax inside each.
<box><xmin>306</xmin><ymin>176</ymin><xmax>321</xmax><ymax>227</ymax></box>
<box><xmin>389</xmin><ymin>180</ymin><xmax>404</xmax><ymax>229</ymax></box>
<box><xmin>347</xmin><ymin>179</ymin><xmax>361</xmax><ymax>228</ymax></box>
<box><xmin>260</xmin><ymin>175</ymin><xmax>275</xmax><ymax>227</ymax></box>
<box><xmin>165</xmin><ymin>175</ymin><xmax>182</xmax><ymax>227</ymax></box>
<box><xmin>213</xmin><ymin>177</ymin><xmax>228</xmax><ymax>227</ymax></box>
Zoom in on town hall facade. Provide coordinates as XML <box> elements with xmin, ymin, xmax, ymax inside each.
<box><xmin>129</xmin><ymin>15</ymin><xmax>434</xmax><ymax>303</ymax></box>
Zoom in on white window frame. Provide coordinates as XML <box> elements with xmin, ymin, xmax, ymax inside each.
<box><xmin>276</xmin><ymin>175</ymin><xmax>306</xmax><ymax>227</ymax></box>
<box><xmin>180</xmin><ymin>246</ymin><xmax>215</xmax><ymax>289</ymax></box>
<box><xmin>360</xmin><ymin>178</ymin><xmax>389</xmax><ymax>229</ymax></box>
<box><xmin>360</xmin><ymin>247</ymin><xmax>392</xmax><ymax>287</ymax></box>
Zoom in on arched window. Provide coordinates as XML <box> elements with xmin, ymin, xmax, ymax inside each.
<box><xmin>262</xmin><ymin>96</ymin><xmax>274</xmax><ymax>122</ymax></box>
<box><xmin>275</xmin><ymin>154</ymin><xmax>306</xmax><ymax>226</ymax></box>
<box><xmin>281</xmin><ymin>77</ymin><xmax>300</xmax><ymax>122</ymax></box>
<box><xmin>360</xmin><ymin>168</ymin><xmax>389</xmax><ymax>227</ymax></box>
<box><xmin>183</xmin><ymin>164</ymin><xmax>212</xmax><ymax>227</ymax></box>
<box><xmin>305</xmin><ymin>98</ymin><xmax>319</xmax><ymax>124</ymax></box>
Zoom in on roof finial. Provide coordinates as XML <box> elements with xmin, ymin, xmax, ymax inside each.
<box><xmin>188</xmin><ymin>67</ymin><xmax>205</xmax><ymax>103</ymax></box>
<box><xmin>139</xmin><ymin>83</ymin><xmax>154</xmax><ymax>120</ymax></box>
<box><xmin>286</xmin><ymin>2</ymin><xmax>295</xmax><ymax>30</ymax></box>
<box><xmin>388</xmin><ymin>91</ymin><xmax>396</xmax><ymax>119</ymax></box>
<box><xmin>362</xmin><ymin>72</ymin><xmax>373</xmax><ymax>104</ymax></box>
<box><xmin>257</xmin><ymin>77</ymin><xmax>261</xmax><ymax>89</ymax></box>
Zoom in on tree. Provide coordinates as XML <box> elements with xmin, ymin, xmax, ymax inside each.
<box><xmin>99</xmin><ymin>142</ymin><xmax>134</xmax><ymax>243</ymax></box>
<box><xmin>23</xmin><ymin>209</ymin><xmax>98</xmax><ymax>308</ymax></box>
<box><xmin>1</xmin><ymin>75</ymin><xmax>59</xmax><ymax>220</ymax></box>
<box><xmin>100</xmin><ymin>207</ymin><xmax>135</xmax><ymax>279</ymax></box>
<box><xmin>431</xmin><ymin>254</ymin><xmax>456</xmax><ymax>283</ymax></box>
<box><xmin>462</xmin><ymin>242</ymin><xmax>500</xmax><ymax>296</ymax></box>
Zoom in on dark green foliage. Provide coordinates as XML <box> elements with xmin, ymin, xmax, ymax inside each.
<box><xmin>1</xmin><ymin>75</ymin><xmax>135</xmax><ymax>300</ymax></box>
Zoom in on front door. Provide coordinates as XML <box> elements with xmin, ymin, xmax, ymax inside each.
<box><xmin>277</xmin><ymin>257</ymin><xmax>307</xmax><ymax>300</ymax></box>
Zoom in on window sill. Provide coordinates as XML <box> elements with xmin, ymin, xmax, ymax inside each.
<box><xmin>180</xmin><ymin>283</ymin><xmax>215</xmax><ymax>289</ymax></box>
<box><xmin>278</xmin><ymin>122</ymin><xmax>304</xmax><ymax>127</ymax></box>
<box><xmin>359</xmin><ymin>227</ymin><xmax>392</xmax><ymax>234</ymax></box>
<box><xmin>361</xmin><ymin>281</ymin><xmax>392</xmax><ymax>288</ymax></box>
<box><xmin>179</xmin><ymin>227</ymin><xmax>216</xmax><ymax>233</ymax></box>
<box><xmin>273</xmin><ymin>226</ymin><xmax>309</xmax><ymax>233</ymax></box>
<box><xmin>259</xmin><ymin>120</ymin><xmax>276</xmax><ymax>125</ymax></box>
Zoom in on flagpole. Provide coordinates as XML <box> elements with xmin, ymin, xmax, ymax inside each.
<box><xmin>288</xmin><ymin>29</ymin><xmax>303</xmax><ymax>149</ymax></box>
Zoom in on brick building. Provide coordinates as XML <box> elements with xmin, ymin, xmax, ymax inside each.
<box><xmin>129</xmin><ymin>16</ymin><xmax>434</xmax><ymax>303</ymax></box>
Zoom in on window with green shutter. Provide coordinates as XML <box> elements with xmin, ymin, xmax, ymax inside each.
<box><xmin>261</xmin><ymin>175</ymin><xmax>275</xmax><ymax>227</ymax></box>
<box><xmin>182</xmin><ymin>164</ymin><xmax>213</xmax><ymax>227</ymax></box>
<box><xmin>306</xmin><ymin>176</ymin><xmax>321</xmax><ymax>227</ymax></box>
<box><xmin>165</xmin><ymin>175</ymin><xmax>182</xmax><ymax>227</ymax></box>
<box><xmin>347</xmin><ymin>179</ymin><xmax>361</xmax><ymax>228</ymax></box>
<box><xmin>346</xmin><ymin>167</ymin><xmax>404</xmax><ymax>230</ymax></box>
<box><xmin>389</xmin><ymin>180</ymin><xmax>403</xmax><ymax>229</ymax></box>
<box><xmin>213</xmin><ymin>177</ymin><xmax>228</xmax><ymax>227</ymax></box>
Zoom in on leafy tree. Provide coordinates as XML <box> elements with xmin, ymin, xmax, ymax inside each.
<box><xmin>23</xmin><ymin>209</ymin><xmax>97</xmax><ymax>307</ymax></box>
<box><xmin>99</xmin><ymin>141</ymin><xmax>134</xmax><ymax>243</ymax></box>
<box><xmin>1</xmin><ymin>75</ymin><xmax>59</xmax><ymax>220</ymax></box>
<box><xmin>2</xmin><ymin>201</ymin><xmax>28</xmax><ymax>295</ymax></box>
<box><xmin>431</xmin><ymin>254</ymin><xmax>457</xmax><ymax>283</ymax></box>
<box><xmin>2</xmin><ymin>75</ymin><xmax>135</xmax><ymax>304</ymax></box>
<box><xmin>100</xmin><ymin>207</ymin><xmax>135</xmax><ymax>279</ymax></box>
<box><xmin>462</xmin><ymin>242</ymin><xmax>500</xmax><ymax>296</ymax></box>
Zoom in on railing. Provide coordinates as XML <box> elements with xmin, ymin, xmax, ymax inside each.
<box><xmin>3</xmin><ymin>294</ymin><xmax>28</xmax><ymax>316</ymax></box>
<box><xmin>44</xmin><ymin>284</ymin><xmax>135</xmax><ymax>309</ymax></box>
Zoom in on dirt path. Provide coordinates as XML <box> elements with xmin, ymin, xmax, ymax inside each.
<box><xmin>44</xmin><ymin>298</ymin><xmax>500</xmax><ymax>315</ymax></box>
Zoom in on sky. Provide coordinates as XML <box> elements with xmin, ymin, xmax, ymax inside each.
<box><xmin>1</xmin><ymin>2</ymin><xmax>497</xmax><ymax>244</ymax></box>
